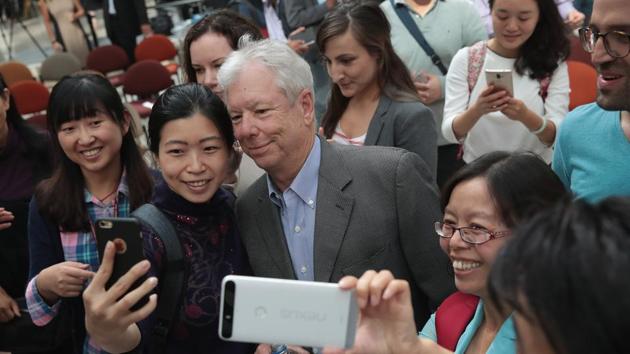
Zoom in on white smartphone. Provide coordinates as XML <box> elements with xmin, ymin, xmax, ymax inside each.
<box><xmin>485</xmin><ymin>69</ymin><xmax>514</xmax><ymax>96</ymax></box>
<box><xmin>219</xmin><ymin>275</ymin><xmax>359</xmax><ymax>349</ymax></box>
<box><xmin>305</xmin><ymin>40</ymin><xmax>316</xmax><ymax>46</ymax></box>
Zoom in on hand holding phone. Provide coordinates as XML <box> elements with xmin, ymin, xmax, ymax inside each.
<box><xmin>219</xmin><ymin>275</ymin><xmax>359</xmax><ymax>349</ymax></box>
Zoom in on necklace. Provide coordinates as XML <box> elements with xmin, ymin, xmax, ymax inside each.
<box><xmin>95</xmin><ymin>187</ymin><xmax>118</xmax><ymax>204</ymax></box>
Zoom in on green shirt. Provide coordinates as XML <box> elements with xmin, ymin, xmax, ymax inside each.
<box><xmin>380</xmin><ymin>0</ymin><xmax>487</xmax><ymax>144</ymax></box>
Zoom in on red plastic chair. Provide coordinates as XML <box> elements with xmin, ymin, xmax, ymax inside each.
<box><xmin>123</xmin><ymin>60</ymin><xmax>173</xmax><ymax>118</ymax></box>
<box><xmin>567</xmin><ymin>60</ymin><xmax>598</xmax><ymax>111</ymax></box>
<box><xmin>0</xmin><ymin>61</ymin><xmax>35</xmax><ymax>86</ymax></box>
<box><xmin>86</xmin><ymin>45</ymin><xmax>130</xmax><ymax>87</ymax></box>
<box><xmin>135</xmin><ymin>35</ymin><xmax>180</xmax><ymax>78</ymax></box>
<box><xmin>9</xmin><ymin>81</ymin><xmax>50</xmax><ymax>131</ymax></box>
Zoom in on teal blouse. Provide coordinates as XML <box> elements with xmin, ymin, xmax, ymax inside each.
<box><xmin>420</xmin><ymin>300</ymin><xmax>516</xmax><ymax>354</ymax></box>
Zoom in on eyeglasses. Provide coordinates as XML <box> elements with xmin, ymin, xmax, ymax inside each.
<box><xmin>434</xmin><ymin>222</ymin><xmax>511</xmax><ymax>245</ymax></box>
<box><xmin>579</xmin><ymin>27</ymin><xmax>630</xmax><ymax>58</ymax></box>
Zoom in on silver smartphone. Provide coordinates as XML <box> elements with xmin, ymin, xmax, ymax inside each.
<box><xmin>485</xmin><ymin>69</ymin><xmax>514</xmax><ymax>96</ymax></box>
<box><xmin>219</xmin><ymin>275</ymin><xmax>359</xmax><ymax>349</ymax></box>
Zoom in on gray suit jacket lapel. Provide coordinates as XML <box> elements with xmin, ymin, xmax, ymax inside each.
<box><xmin>254</xmin><ymin>184</ymin><xmax>296</xmax><ymax>279</ymax></box>
<box><xmin>314</xmin><ymin>139</ymin><xmax>354</xmax><ymax>282</ymax></box>
<box><xmin>364</xmin><ymin>95</ymin><xmax>392</xmax><ymax>146</ymax></box>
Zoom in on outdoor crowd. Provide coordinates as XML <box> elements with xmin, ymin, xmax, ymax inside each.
<box><xmin>0</xmin><ymin>0</ymin><xmax>629</xmax><ymax>353</ymax></box>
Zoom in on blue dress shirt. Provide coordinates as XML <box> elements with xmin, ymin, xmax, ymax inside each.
<box><xmin>267</xmin><ymin>138</ymin><xmax>321</xmax><ymax>281</ymax></box>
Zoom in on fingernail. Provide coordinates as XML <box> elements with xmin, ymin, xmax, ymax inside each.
<box><xmin>105</xmin><ymin>241</ymin><xmax>113</xmax><ymax>249</ymax></box>
<box><xmin>149</xmin><ymin>277</ymin><xmax>158</xmax><ymax>285</ymax></box>
<box><xmin>142</xmin><ymin>260</ymin><xmax>151</xmax><ymax>270</ymax></box>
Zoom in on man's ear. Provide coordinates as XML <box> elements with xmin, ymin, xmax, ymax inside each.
<box><xmin>297</xmin><ymin>88</ymin><xmax>315</xmax><ymax>126</ymax></box>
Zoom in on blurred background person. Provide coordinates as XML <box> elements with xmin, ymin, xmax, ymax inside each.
<box><xmin>380</xmin><ymin>0</ymin><xmax>487</xmax><ymax>187</ymax></box>
<box><xmin>39</xmin><ymin>0</ymin><xmax>90</xmax><ymax>66</ymax></box>
<box><xmin>469</xmin><ymin>0</ymin><xmax>585</xmax><ymax>36</ymax></box>
<box><xmin>317</xmin><ymin>1</ymin><xmax>437</xmax><ymax>176</ymax></box>
<box><xmin>103</xmin><ymin>0</ymin><xmax>153</xmax><ymax>62</ymax></box>
<box><xmin>442</xmin><ymin>0</ymin><xmax>569</xmax><ymax>165</ymax></box>
<box><xmin>283</xmin><ymin>0</ymin><xmax>335</xmax><ymax>122</ymax></box>
<box><xmin>0</xmin><ymin>74</ymin><xmax>51</xmax><ymax>327</ymax></box>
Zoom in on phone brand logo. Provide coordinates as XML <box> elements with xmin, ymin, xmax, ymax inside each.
<box><xmin>280</xmin><ymin>309</ymin><xmax>327</xmax><ymax>322</ymax></box>
<box><xmin>254</xmin><ymin>306</ymin><xmax>267</xmax><ymax>319</ymax></box>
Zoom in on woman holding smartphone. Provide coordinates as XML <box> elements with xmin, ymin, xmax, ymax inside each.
<box><xmin>83</xmin><ymin>84</ymin><xmax>253</xmax><ymax>354</ymax></box>
<box><xmin>327</xmin><ymin>152</ymin><xmax>567</xmax><ymax>354</ymax></box>
<box><xmin>316</xmin><ymin>2</ymin><xmax>437</xmax><ymax>176</ymax></box>
<box><xmin>26</xmin><ymin>73</ymin><xmax>153</xmax><ymax>353</ymax></box>
<box><xmin>442</xmin><ymin>0</ymin><xmax>570</xmax><ymax>164</ymax></box>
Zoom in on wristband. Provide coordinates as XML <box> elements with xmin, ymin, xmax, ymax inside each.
<box><xmin>531</xmin><ymin>117</ymin><xmax>547</xmax><ymax>135</ymax></box>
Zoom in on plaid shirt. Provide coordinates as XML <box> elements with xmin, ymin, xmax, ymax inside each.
<box><xmin>26</xmin><ymin>180</ymin><xmax>130</xmax><ymax>354</ymax></box>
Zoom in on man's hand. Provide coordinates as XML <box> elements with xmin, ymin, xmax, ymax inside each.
<box><xmin>0</xmin><ymin>208</ymin><xmax>14</xmax><ymax>231</ymax></box>
<box><xmin>0</xmin><ymin>287</ymin><xmax>20</xmax><ymax>323</ymax></box>
<box><xmin>414</xmin><ymin>73</ymin><xmax>442</xmax><ymax>105</ymax></box>
<box><xmin>287</xmin><ymin>27</ymin><xmax>309</xmax><ymax>55</ymax></box>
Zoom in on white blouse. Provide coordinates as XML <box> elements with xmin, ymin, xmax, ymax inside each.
<box><xmin>442</xmin><ymin>46</ymin><xmax>570</xmax><ymax>163</ymax></box>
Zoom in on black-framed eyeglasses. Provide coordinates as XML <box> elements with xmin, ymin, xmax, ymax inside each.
<box><xmin>579</xmin><ymin>27</ymin><xmax>630</xmax><ymax>58</ymax></box>
<box><xmin>434</xmin><ymin>222</ymin><xmax>511</xmax><ymax>245</ymax></box>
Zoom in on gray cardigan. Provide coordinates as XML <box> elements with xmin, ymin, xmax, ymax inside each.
<box><xmin>365</xmin><ymin>95</ymin><xmax>438</xmax><ymax>178</ymax></box>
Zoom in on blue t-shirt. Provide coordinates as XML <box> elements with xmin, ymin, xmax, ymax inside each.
<box><xmin>553</xmin><ymin>103</ymin><xmax>630</xmax><ymax>202</ymax></box>
<box><xmin>420</xmin><ymin>300</ymin><xmax>516</xmax><ymax>354</ymax></box>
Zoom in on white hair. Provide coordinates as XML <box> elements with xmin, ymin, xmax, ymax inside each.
<box><xmin>217</xmin><ymin>38</ymin><xmax>314</xmax><ymax>104</ymax></box>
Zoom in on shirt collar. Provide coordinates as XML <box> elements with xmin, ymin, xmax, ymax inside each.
<box><xmin>267</xmin><ymin>137</ymin><xmax>320</xmax><ymax>205</ymax></box>
<box><xmin>393</xmin><ymin>0</ymin><xmax>440</xmax><ymax>13</ymax></box>
<box><xmin>84</xmin><ymin>171</ymin><xmax>129</xmax><ymax>203</ymax></box>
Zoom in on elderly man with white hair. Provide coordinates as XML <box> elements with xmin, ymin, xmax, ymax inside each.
<box><xmin>217</xmin><ymin>39</ymin><xmax>455</xmax><ymax>333</ymax></box>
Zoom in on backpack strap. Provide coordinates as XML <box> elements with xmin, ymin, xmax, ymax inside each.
<box><xmin>467</xmin><ymin>41</ymin><xmax>488</xmax><ymax>94</ymax></box>
<box><xmin>435</xmin><ymin>292</ymin><xmax>480</xmax><ymax>351</ymax></box>
<box><xmin>390</xmin><ymin>0</ymin><xmax>447</xmax><ymax>75</ymax></box>
<box><xmin>539</xmin><ymin>76</ymin><xmax>551</xmax><ymax>102</ymax></box>
<box><xmin>132</xmin><ymin>204</ymin><xmax>184</xmax><ymax>354</ymax></box>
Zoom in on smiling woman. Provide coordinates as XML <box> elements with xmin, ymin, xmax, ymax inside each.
<box><xmin>25</xmin><ymin>73</ymin><xmax>153</xmax><ymax>353</ymax></box>
<box><xmin>442</xmin><ymin>0</ymin><xmax>571</xmax><ymax>164</ymax></box>
<box><xmin>83</xmin><ymin>83</ymin><xmax>254</xmax><ymax>354</ymax></box>
<box><xmin>327</xmin><ymin>152</ymin><xmax>567</xmax><ymax>354</ymax></box>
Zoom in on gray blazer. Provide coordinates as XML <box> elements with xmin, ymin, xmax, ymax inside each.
<box><xmin>282</xmin><ymin>0</ymin><xmax>327</xmax><ymax>50</ymax></box>
<box><xmin>236</xmin><ymin>139</ymin><xmax>455</xmax><ymax>325</ymax></box>
<box><xmin>365</xmin><ymin>95</ymin><xmax>438</xmax><ymax>178</ymax></box>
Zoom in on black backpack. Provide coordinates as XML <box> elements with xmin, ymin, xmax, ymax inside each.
<box><xmin>132</xmin><ymin>204</ymin><xmax>184</xmax><ymax>354</ymax></box>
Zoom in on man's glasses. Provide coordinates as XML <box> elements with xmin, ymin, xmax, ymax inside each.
<box><xmin>434</xmin><ymin>222</ymin><xmax>511</xmax><ymax>245</ymax></box>
<box><xmin>579</xmin><ymin>27</ymin><xmax>630</xmax><ymax>58</ymax></box>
